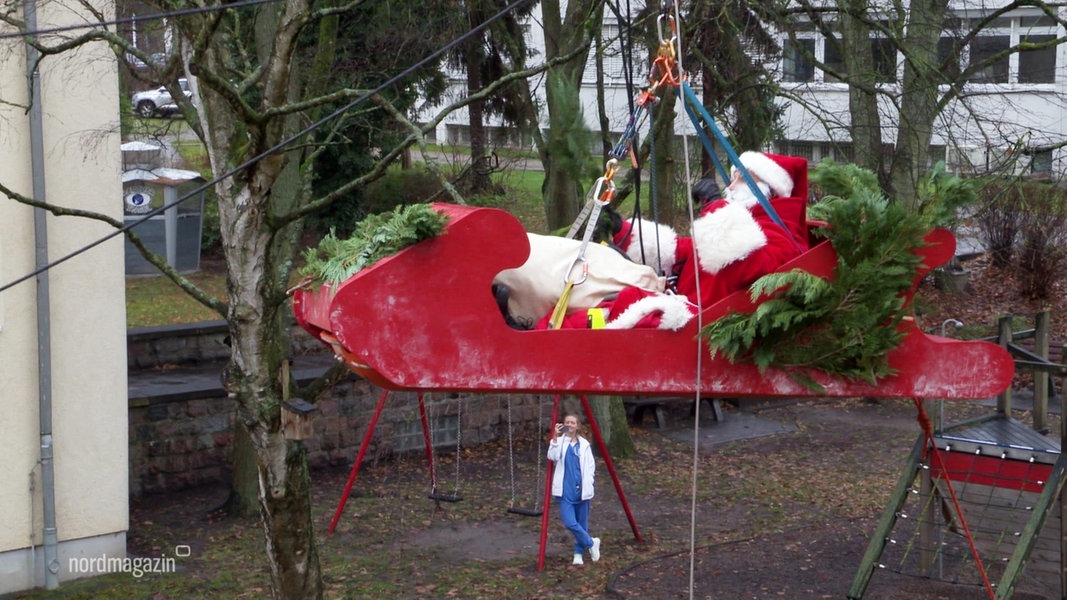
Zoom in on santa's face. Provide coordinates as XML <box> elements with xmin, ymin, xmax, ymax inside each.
<box><xmin>724</xmin><ymin>174</ymin><xmax>772</xmax><ymax>208</ymax></box>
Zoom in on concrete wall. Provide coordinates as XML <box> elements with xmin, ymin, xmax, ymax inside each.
<box><xmin>0</xmin><ymin>0</ymin><xmax>127</xmax><ymax>594</ymax></box>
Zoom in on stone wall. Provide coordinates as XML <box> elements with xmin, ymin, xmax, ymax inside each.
<box><xmin>127</xmin><ymin>324</ymin><xmax>551</xmax><ymax>495</ymax></box>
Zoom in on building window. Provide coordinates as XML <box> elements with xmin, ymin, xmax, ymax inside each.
<box><xmin>871</xmin><ymin>37</ymin><xmax>898</xmax><ymax>83</ymax></box>
<box><xmin>957</xmin><ymin>14</ymin><xmax>1058</xmax><ymax>85</ymax></box>
<box><xmin>968</xmin><ymin>35</ymin><xmax>1010</xmax><ymax>83</ymax></box>
<box><xmin>783</xmin><ymin>38</ymin><xmax>815</xmax><ymax>82</ymax></box>
<box><xmin>826</xmin><ymin>35</ymin><xmax>897</xmax><ymax>84</ymax></box>
<box><xmin>1018</xmin><ymin>34</ymin><xmax>1056</xmax><ymax>83</ymax></box>
<box><xmin>593</xmin><ymin>23</ymin><xmax>629</xmax><ymax>85</ymax></box>
<box><xmin>1029</xmin><ymin>148</ymin><xmax>1053</xmax><ymax>174</ymax></box>
<box><xmin>937</xmin><ymin>37</ymin><xmax>964</xmax><ymax>82</ymax></box>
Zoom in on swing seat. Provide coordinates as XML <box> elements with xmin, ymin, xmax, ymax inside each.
<box><xmin>293</xmin><ymin>203</ymin><xmax>1014</xmax><ymax>400</ymax></box>
<box><xmin>506</xmin><ymin>506</ymin><xmax>543</xmax><ymax>517</ymax></box>
<box><xmin>427</xmin><ymin>493</ymin><xmax>463</xmax><ymax>503</ymax></box>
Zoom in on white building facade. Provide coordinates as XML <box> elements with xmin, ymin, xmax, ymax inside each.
<box><xmin>0</xmin><ymin>0</ymin><xmax>129</xmax><ymax>594</ymax></box>
<box><xmin>428</xmin><ymin>2</ymin><xmax>1066</xmax><ymax>182</ymax></box>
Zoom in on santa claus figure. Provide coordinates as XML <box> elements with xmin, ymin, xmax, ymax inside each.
<box><xmin>613</xmin><ymin>151</ymin><xmax>810</xmax><ymax>314</ymax></box>
<box><xmin>528</xmin><ymin>151</ymin><xmax>809</xmax><ymax>331</ymax></box>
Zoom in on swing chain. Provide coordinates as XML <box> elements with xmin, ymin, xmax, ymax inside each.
<box><xmin>507</xmin><ymin>397</ymin><xmax>517</xmax><ymax>506</ymax></box>
<box><xmin>452</xmin><ymin>397</ymin><xmax>462</xmax><ymax>498</ymax></box>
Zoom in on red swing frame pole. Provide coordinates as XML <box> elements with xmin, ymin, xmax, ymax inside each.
<box><xmin>416</xmin><ymin>393</ymin><xmax>440</xmax><ymax>494</ymax></box>
<box><xmin>537</xmin><ymin>394</ymin><xmax>561</xmax><ymax>572</ymax></box>
<box><xmin>328</xmin><ymin>388</ymin><xmax>391</xmax><ymax>534</ymax></box>
<box><xmin>579</xmin><ymin>393</ymin><xmax>643</xmax><ymax>543</ymax></box>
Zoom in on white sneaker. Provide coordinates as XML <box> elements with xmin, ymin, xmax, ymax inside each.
<box><xmin>572</xmin><ymin>553</ymin><xmax>584</xmax><ymax>565</ymax></box>
<box><xmin>590</xmin><ymin>537</ymin><xmax>601</xmax><ymax>562</ymax></box>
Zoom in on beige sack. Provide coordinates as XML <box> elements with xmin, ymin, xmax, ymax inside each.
<box><xmin>494</xmin><ymin>233</ymin><xmax>666</xmax><ymax>325</ymax></box>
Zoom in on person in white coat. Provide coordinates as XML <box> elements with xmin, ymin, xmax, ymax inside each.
<box><xmin>547</xmin><ymin>413</ymin><xmax>601</xmax><ymax>565</ymax></box>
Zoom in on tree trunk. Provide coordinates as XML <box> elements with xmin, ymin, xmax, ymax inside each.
<box><xmin>250</xmin><ymin>425</ymin><xmax>322</xmax><ymax>599</ymax></box>
<box><xmin>649</xmin><ymin>85</ymin><xmax>677</xmax><ymax>226</ymax></box>
<box><xmin>465</xmin><ymin>6</ymin><xmax>493</xmax><ymax>195</ymax></box>
<box><xmin>542</xmin><ymin>68</ymin><xmax>586</xmax><ymax>229</ymax></box>
<box><xmin>588</xmin><ymin>396</ymin><xmax>635</xmax><ymax>458</ymax></box>
<box><xmin>539</xmin><ymin>0</ymin><xmax>604</xmax><ymax>230</ymax></box>
<box><xmin>226</xmin><ymin>422</ymin><xmax>261</xmax><ymax>515</ymax></box>
<box><xmin>192</xmin><ymin>0</ymin><xmax>324</xmax><ymax>590</ymax></box>
<box><xmin>887</xmin><ymin>0</ymin><xmax>947</xmax><ymax>207</ymax></box>
<box><xmin>840</xmin><ymin>4</ymin><xmax>885</xmax><ymax>179</ymax></box>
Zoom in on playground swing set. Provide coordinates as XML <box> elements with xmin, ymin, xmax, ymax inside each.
<box><xmin>288</xmin><ymin>4</ymin><xmax>1067</xmax><ymax>596</ymax></box>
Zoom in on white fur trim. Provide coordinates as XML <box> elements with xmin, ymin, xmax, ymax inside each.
<box><xmin>723</xmin><ymin>181</ymin><xmax>771</xmax><ymax>209</ymax></box>
<box><xmin>692</xmin><ymin>202</ymin><xmax>767</xmax><ymax>274</ymax></box>
<box><xmin>605</xmin><ymin>294</ymin><xmax>695</xmax><ymax>331</ymax></box>
<box><xmin>731</xmin><ymin>151</ymin><xmax>793</xmax><ymax>198</ymax></box>
<box><xmin>622</xmin><ymin>219</ymin><xmax>678</xmax><ymax>275</ymax></box>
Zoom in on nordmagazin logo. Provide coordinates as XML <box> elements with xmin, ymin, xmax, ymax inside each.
<box><xmin>68</xmin><ymin>545</ymin><xmax>188</xmax><ymax>577</ymax></box>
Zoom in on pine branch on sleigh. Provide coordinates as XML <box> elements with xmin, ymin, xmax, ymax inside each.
<box><xmin>298</xmin><ymin>204</ymin><xmax>449</xmax><ymax>287</ymax></box>
<box><xmin>700</xmin><ymin>161</ymin><xmax>946</xmax><ymax>392</ymax></box>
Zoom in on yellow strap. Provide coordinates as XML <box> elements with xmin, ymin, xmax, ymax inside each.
<box><xmin>547</xmin><ymin>281</ymin><xmax>575</xmax><ymax>330</ymax></box>
<box><xmin>586</xmin><ymin>308</ymin><xmax>607</xmax><ymax>329</ymax></box>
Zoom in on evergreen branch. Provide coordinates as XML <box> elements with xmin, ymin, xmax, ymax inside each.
<box><xmin>297</xmin><ymin>203</ymin><xmax>448</xmax><ymax>286</ymax></box>
<box><xmin>700</xmin><ymin>160</ymin><xmax>942</xmax><ymax>390</ymax></box>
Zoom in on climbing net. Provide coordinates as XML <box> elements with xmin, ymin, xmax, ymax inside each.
<box><xmin>858</xmin><ymin>399</ymin><xmax>1063</xmax><ymax>599</ymax></box>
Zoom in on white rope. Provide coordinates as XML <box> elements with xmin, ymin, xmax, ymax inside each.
<box><xmin>667</xmin><ymin>4</ymin><xmax>703</xmax><ymax>599</ymax></box>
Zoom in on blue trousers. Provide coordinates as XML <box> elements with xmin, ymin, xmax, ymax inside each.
<box><xmin>557</xmin><ymin>497</ymin><xmax>593</xmax><ymax>554</ymax></box>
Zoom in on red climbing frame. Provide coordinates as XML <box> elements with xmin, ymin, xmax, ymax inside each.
<box><xmin>293</xmin><ymin>202</ymin><xmax>1013</xmax><ymax>400</ymax></box>
<box><xmin>293</xmin><ymin>202</ymin><xmax>1015</xmax><ymax>571</ymax></box>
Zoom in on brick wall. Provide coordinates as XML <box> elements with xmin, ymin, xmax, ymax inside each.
<box><xmin>127</xmin><ymin>328</ymin><xmax>551</xmax><ymax>495</ymax></box>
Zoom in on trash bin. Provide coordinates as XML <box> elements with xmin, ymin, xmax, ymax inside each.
<box><xmin>121</xmin><ymin>141</ymin><xmax>205</xmax><ymax>275</ymax></box>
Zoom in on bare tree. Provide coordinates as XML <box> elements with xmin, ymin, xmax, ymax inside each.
<box><xmin>771</xmin><ymin>0</ymin><xmax>1067</xmax><ymax>207</ymax></box>
<box><xmin>1</xmin><ymin>0</ymin><xmax>574</xmax><ymax>596</ymax></box>
<box><xmin>539</xmin><ymin>0</ymin><xmax>606</xmax><ymax>230</ymax></box>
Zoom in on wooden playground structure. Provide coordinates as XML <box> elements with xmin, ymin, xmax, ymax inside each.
<box><xmin>850</xmin><ymin>311</ymin><xmax>1067</xmax><ymax>599</ymax></box>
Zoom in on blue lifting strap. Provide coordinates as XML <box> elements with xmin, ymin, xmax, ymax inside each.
<box><xmin>679</xmin><ymin>81</ymin><xmax>802</xmax><ymax>252</ymax></box>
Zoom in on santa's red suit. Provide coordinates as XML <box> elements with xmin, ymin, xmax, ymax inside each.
<box><xmin>534</xmin><ymin>152</ymin><xmax>809</xmax><ymax>330</ymax></box>
<box><xmin>616</xmin><ymin>152</ymin><xmax>810</xmax><ymax>313</ymax></box>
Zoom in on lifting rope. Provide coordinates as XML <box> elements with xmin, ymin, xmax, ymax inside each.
<box><xmin>548</xmin><ymin>162</ymin><xmax>619</xmax><ymax>329</ymax></box>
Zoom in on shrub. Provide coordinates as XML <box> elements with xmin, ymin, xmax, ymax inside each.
<box><xmin>1015</xmin><ymin>183</ymin><xmax>1067</xmax><ymax>299</ymax></box>
<box><xmin>974</xmin><ymin>180</ymin><xmax>1023</xmax><ymax>267</ymax></box>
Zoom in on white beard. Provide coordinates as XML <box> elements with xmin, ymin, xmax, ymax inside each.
<box><xmin>724</xmin><ymin>181</ymin><xmax>771</xmax><ymax>208</ymax></box>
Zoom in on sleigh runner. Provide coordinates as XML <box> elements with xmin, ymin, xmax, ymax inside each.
<box><xmin>292</xmin><ymin>202</ymin><xmax>1013</xmax><ymax>400</ymax></box>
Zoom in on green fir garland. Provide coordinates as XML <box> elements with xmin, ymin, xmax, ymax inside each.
<box><xmin>699</xmin><ymin>161</ymin><xmax>935</xmax><ymax>391</ymax></box>
<box><xmin>299</xmin><ymin>203</ymin><xmax>449</xmax><ymax>285</ymax></box>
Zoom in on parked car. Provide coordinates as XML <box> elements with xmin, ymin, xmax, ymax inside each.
<box><xmin>131</xmin><ymin>78</ymin><xmax>192</xmax><ymax>118</ymax></box>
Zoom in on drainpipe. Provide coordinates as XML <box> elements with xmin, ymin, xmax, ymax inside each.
<box><xmin>24</xmin><ymin>0</ymin><xmax>59</xmax><ymax>589</ymax></box>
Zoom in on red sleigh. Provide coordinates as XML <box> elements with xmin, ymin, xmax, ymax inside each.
<box><xmin>292</xmin><ymin>202</ymin><xmax>1013</xmax><ymax>400</ymax></box>
<box><xmin>292</xmin><ymin>202</ymin><xmax>1014</xmax><ymax>571</ymax></box>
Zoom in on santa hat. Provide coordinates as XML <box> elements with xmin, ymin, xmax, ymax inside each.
<box><xmin>730</xmin><ymin>151</ymin><xmax>794</xmax><ymax>198</ymax></box>
<box><xmin>604</xmin><ymin>287</ymin><xmax>695</xmax><ymax>331</ymax></box>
